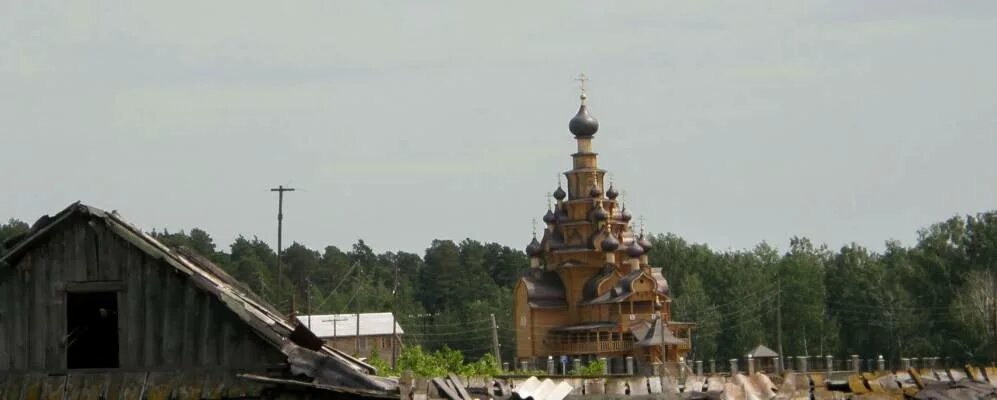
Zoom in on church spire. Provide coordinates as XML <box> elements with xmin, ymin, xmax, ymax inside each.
<box><xmin>569</xmin><ymin>73</ymin><xmax>599</xmax><ymax>138</ymax></box>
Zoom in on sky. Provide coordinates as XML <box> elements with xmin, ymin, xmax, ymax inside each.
<box><xmin>2</xmin><ymin>1</ymin><xmax>996</xmax><ymax>256</ymax></box>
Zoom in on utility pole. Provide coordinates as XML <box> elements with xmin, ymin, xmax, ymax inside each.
<box><xmin>490</xmin><ymin>314</ymin><xmax>502</xmax><ymax>365</ymax></box>
<box><xmin>355</xmin><ymin>263</ymin><xmax>362</xmax><ymax>356</ymax></box>
<box><xmin>991</xmin><ymin>282</ymin><xmax>996</xmax><ymax>363</ymax></box>
<box><xmin>392</xmin><ymin>262</ymin><xmax>400</xmax><ymax>369</ymax></box>
<box><xmin>269</xmin><ymin>185</ymin><xmax>296</xmax><ymax>309</ymax></box>
<box><xmin>776</xmin><ymin>278</ymin><xmax>784</xmax><ymax>370</ymax></box>
<box><xmin>305</xmin><ymin>277</ymin><xmax>312</xmax><ymax>330</ymax></box>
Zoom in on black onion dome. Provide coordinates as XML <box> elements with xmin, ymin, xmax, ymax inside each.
<box><xmin>569</xmin><ymin>104</ymin><xmax>599</xmax><ymax>138</ymax></box>
<box><xmin>591</xmin><ymin>205</ymin><xmax>609</xmax><ymax>221</ymax></box>
<box><xmin>638</xmin><ymin>234</ymin><xmax>653</xmax><ymax>251</ymax></box>
<box><xmin>620</xmin><ymin>207</ymin><xmax>633</xmax><ymax>223</ymax></box>
<box><xmin>626</xmin><ymin>241</ymin><xmax>645</xmax><ymax>258</ymax></box>
<box><xmin>600</xmin><ymin>233</ymin><xmax>620</xmax><ymax>252</ymax></box>
<box><xmin>589</xmin><ymin>184</ymin><xmax>602</xmax><ymax>198</ymax></box>
<box><xmin>553</xmin><ymin>185</ymin><xmax>566</xmax><ymax>201</ymax></box>
<box><xmin>606</xmin><ymin>185</ymin><xmax>619</xmax><ymax>200</ymax></box>
<box><xmin>543</xmin><ymin>208</ymin><xmax>557</xmax><ymax>224</ymax></box>
<box><xmin>526</xmin><ymin>237</ymin><xmax>543</xmax><ymax>257</ymax></box>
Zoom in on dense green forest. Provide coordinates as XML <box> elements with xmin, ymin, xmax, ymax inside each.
<box><xmin>1</xmin><ymin>211</ymin><xmax>994</xmax><ymax>365</ymax></box>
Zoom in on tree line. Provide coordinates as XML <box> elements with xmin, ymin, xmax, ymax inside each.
<box><xmin>0</xmin><ymin>210</ymin><xmax>994</xmax><ymax>365</ymax></box>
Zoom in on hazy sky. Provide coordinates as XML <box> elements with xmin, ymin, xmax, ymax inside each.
<box><xmin>3</xmin><ymin>1</ymin><xmax>995</xmax><ymax>255</ymax></box>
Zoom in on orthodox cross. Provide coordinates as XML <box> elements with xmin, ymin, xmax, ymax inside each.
<box><xmin>575</xmin><ymin>73</ymin><xmax>589</xmax><ymax>95</ymax></box>
<box><xmin>532</xmin><ymin>219</ymin><xmax>538</xmax><ymax>238</ymax></box>
<box><xmin>546</xmin><ymin>192</ymin><xmax>553</xmax><ymax>210</ymax></box>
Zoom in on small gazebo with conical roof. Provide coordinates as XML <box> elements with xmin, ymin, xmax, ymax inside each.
<box><xmin>746</xmin><ymin>344</ymin><xmax>779</xmax><ymax>373</ymax></box>
<box><xmin>636</xmin><ymin>316</ymin><xmax>686</xmax><ymax>364</ymax></box>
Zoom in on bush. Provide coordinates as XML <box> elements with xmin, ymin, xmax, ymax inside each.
<box><xmin>572</xmin><ymin>359</ymin><xmax>607</xmax><ymax>376</ymax></box>
<box><xmin>385</xmin><ymin>345</ymin><xmax>501</xmax><ymax>377</ymax></box>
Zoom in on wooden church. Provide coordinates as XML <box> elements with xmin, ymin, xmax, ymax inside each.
<box><xmin>513</xmin><ymin>87</ymin><xmax>693</xmax><ymax>374</ymax></box>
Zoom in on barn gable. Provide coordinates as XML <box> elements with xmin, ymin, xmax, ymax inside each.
<box><xmin>0</xmin><ymin>202</ymin><xmax>394</xmax><ymax>397</ymax></box>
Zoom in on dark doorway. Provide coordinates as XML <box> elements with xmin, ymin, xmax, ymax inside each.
<box><xmin>66</xmin><ymin>291</ymin><xmax>119</xmax><ymax>369</ymax></box>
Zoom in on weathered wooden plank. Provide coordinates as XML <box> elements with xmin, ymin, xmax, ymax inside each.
<box><xmin>115</xmin><ymin>372</ymin><xmax>147</xmax><ymax>400</ymax></box>
<box><xmin>102</xmin><ymin>373</ymin><xmax>123</xmax><ymax>400</ymax></box>
<box><xmin>123</xmin><ymin>246</ymin><xmax>143</xmax><ymax>368</ymax></box>
<box><xmin>172</xmin><ymin>372</ymin><xmax>204</xmax><ymax>400</ymax></box>
<box><xmin>40</xmin><ymin>374</ymin><xmax>67</xmax><ymax>400</ymax></box>
<box><xmin>166</xmin><ymin>272</ymin><xmax>185</xmax><ymax>367</ymax></box>
<box><xmin>45</xmin><ymin>230</ymin><xmax>65</xmax><ymax>370</ymax></box>
<box><xmin>19</xmin><ymin>373</ymin><xmax>44</xmax><ymax>400</ymax></box>
<box><xmin>180</xmin><ymin>283</ymin><xmax>198</xmax><ymax>367</ymax></box>
<box><xmin>145</xmin><ymin>372</ymin><xmax>180</xmax><ymax>400</ymax></box>
<box><xmin>0</xmin><ymin>373</ymin><xmax>24</xmax><ymax>399</ymax></box>
<box><xmin>160</xmin><ymin>269</ymin><xmax>179</xmax><ymax>367</ymax></box>
<box><xmin>78</xmin><ymin>373</ymin><xmax>110</xmax><ymax>400</ymax></box>
<box><xmin>81</xmin><ymin>222</ymin><xmax>99</xmax><ymax>282</ymax></box>
<box><xmin>63</xmin><ymin>373</ymin><xmax>86</xmax><ymax>400</ymax></box>
<box><xmin>199</xmin><ymin>372</ymin><xmax>227</xmax><ymax>399</ymax></box>
<box><xmin>67</xmin><ymin>222</ymin><xmax>87</xmax><ymax>282</ymax></box>
<box><xmin>219</xmin><ymin>315</ymin><xmax>235</xmax><ymax>367</ymax></box>
<box><xmin>12</xmin><ymin>258</ymin><xmax>27</xmax><ymax>370</ymax></box>
<box><xmin>0</xmin><ymin>269</ymin><xmax>10</xmax><ymax>370</ymax></box>
<box><xmin>198</xmin><ymin>292</ymin><xmax>217</xmax><ymax>366</ymax></box>
<box><xmin>220</xmin><ymin>373</ymin><xmax>249</xmax><ymax>398</ymax></box>
<box><xmin>142</xmin><ymin>255</ymin><xmax>163</xmax><ymax>367</ymax></box>
<box><xmin>30</xmin><ymin>245</ymin><xmax>47</xmax><ymax>369</ymax></box>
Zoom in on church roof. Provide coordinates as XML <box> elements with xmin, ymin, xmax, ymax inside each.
<box><xmin>747</xmin><ymin>344</ymin><xmax>779</xmax><ymax>358</ymax></box>
<box><xmin>521</xmin><ymin>270</ymin><xmax>567</xmax><ymax>309</ymax></box>
<box><xmin>585</xmin><ymin>268</ymin><xmax>669</xmax><ymax>304</ymax></box>
<box><xmin>581</xmin><ymin>264</ymin><xmax>617</xmax><ymax>300</ymax></box>
<box><xmin>636</xmin><ymin>316</ymin><xmax>686</xmax><ymax>347</ymax></box>
<box><xmin>549</xmin><ymin>321</ymin><xmax>617</xmax><ymax>333</ymax></box>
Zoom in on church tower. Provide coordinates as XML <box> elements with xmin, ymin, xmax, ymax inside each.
<box><xmin>513</xmin><ymin>78</ymin><xmax>692</xmax><ymax>374</ymax></box>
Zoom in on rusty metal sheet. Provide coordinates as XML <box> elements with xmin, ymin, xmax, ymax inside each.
<box><xmin>114</xmin><ymin>372</ymin><xmax>147</xmax><ymax>400</ymax></box>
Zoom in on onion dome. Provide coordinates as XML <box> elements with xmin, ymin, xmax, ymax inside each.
<box><xmin>553</xmin><ymin>185</ymin><xmax>566</xmax><ymax>201</ymax></box>
<box><xmin>626</xmin><ymin>240</ymin><xmax>645</xmax><ymax>258</ymax></box>
<box><xmin>589</xmin><ymin>183</ymin><xmax>602</xmax><ymax>198</ymax></box>
<box><xmin>600</xmin><ymin>232</ymin><xmax>620</xmax><ymax>252</ymax></box>
<box><xmin>591</xmin><ymin>205</ymin><xmax>609</xmax><ymax>221</ymax></box>
<box><xmin>569</xmin><ymin>98</ymin><xmax>599</xmax><ymax>138</ymax></box>
<box><xmin>526</xmin><ymin>236</ymin><xmax>543</xmax><ymax>257</ymax></box>
<box><xmin>543</xmin><ymin>208</ymin><xmax>557</xmax><ymax>224</ymax></box>
<box><xmin>620</xmin><ymin>206</ymin><xmax>633</xmax><ymax>223</ymax></box>
<box><xmin>638</xmin><ymin>234</ymin><xmax>653</xmax><ymax>251</ymax></box>
<box><xmin>606</xmin><ymin>184</ymin><xmax>619</xmax><ymax>200</ymax></box>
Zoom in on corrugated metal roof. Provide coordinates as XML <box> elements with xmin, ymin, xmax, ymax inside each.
<box><xmin>297</xmin><ymin>313</ymin><xmax>404</xmax><ymax>338</ymax></box>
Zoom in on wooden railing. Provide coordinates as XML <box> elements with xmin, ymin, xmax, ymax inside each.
<box><xmin>550</xmin><ymin>339</ymin><xmax>634</xmax><ymax>354</ymax></box>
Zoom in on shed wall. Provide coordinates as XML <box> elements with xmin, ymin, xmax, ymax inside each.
<box><xmin>0</xmin><ymin>216</ymin><xmax>284</xmax><ymax>372</ymax></box>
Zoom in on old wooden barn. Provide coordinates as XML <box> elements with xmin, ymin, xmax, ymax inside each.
<box><xmin>0</xmin><ymin>202</ymin><xmax>398</xmax><ymax>399</ymax></box>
